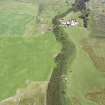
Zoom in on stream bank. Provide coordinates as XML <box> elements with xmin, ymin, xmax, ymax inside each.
<box><xmin>47</xmin><ymin>0</ymin><xmax>90</xmax><ymax>104</ymax></box>
<box><xmin>47</xmin><ymin>8</ymin><xmax>76</xmax><ymax>105</ymax></box>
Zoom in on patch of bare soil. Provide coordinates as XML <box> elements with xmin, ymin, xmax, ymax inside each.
<box><xmin>0</xmin><ymin>81</ymin><xmax>48</xmax><ymax>105</ymax></box>
<box><xmin>81</xmin><ymin>38</ymin><xmax>105</xmax><ymax>72</ymax></box>
<box><xmin>86</xmin><ymin>88</ymin><xmax>105</xmax><ymax>105</ymax></box>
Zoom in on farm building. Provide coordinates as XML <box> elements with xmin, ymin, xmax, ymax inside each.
<box><xmin>59</xmin><ymin>19</ymin><xmax>79</xmax><ymax>27</ymax></box>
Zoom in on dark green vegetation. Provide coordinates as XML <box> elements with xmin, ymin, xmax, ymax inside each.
<box><xmin>47</xmin><ymin>8</ymin><xmax>76</xmax><ymax>105</ymax></box>
<box><xmin>73</xmin><ymin>0</ymin><xmax>90</xmax><ymax>28</ymax></box>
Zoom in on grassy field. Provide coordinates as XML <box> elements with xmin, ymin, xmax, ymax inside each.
<box><xmin>64</xmin><ymin>24</ymin><xmax>105</xmax><ymax>105</ymax></box>
<box><xmin>89</xmin><ymin>0</ymin><xmax>105</xmax><ymax>38</ymax></box>
<box><xmin>0</xmin><ymin>0</ymin><xmax>61</xmax><ymax>101</ymax></box>
<box><xmin>0</xmin><ymin>0</ymin><xmax>38</xmax><ymax>36</ymax></box>
<box><xmin>1</xmin><ymin>0</ymin><xmax>105</xmax><ymax>104</ymax></box>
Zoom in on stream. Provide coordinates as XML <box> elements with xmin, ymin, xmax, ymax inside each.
<box><xmin>47</xmin><ymin>8</ymin><xmax>76</xmax><ymax>105</ymax></box>
<box><xmin>47</xmin><ymin>0</ymin><xmax>89</xmax><ymax>104</ymax></box>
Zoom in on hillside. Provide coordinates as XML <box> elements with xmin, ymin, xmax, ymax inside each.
<box><xmin>0</xmin><ymin>0</ymin><xmax>105</xmax><ymax>105</ymax></box>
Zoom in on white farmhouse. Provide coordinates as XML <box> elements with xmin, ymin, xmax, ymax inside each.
<box><xmin>59</xmin><ymin>19</ymin><xmax>79</xmax><ymax>27</ymax></box>
<box><xmin>71</xmin><ymin>20</ymin><xmax>79</xmax><ymax>26</ymax></box>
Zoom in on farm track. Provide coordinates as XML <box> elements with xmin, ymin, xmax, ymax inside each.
<box><xmin>47</xmin><ymin>8</ymin><xmax>76</xmax><ymax>105</ymax></box>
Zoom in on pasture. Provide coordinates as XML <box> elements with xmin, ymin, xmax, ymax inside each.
<box><xmin>0</xmin><ymin>0</ymin><xmax>60</xmax><ymax>101</ymax></box>
<box><xmin>65</xmin><ymin>26</ymin><xmax>105</xmax><ymax>105</ymax></box>
<box><xmin>1</xmin><ymin>0</ymin><xmax>105</xmax><ymax>105</ymax></box>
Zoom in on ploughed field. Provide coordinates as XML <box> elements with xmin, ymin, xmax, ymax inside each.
<box><xmin>0</xmin><ymin>0</ymin><xmax>60</xmax><ymax>101</ymax></box>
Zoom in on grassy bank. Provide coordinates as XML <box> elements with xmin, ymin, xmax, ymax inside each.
<box><xmin>47</xmin><ymin>8</ymin><xmax>76</xmax><ymax>105</ymax></box>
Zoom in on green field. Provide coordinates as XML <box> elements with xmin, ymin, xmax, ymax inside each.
<box><xmin>0</xmin><ymin>0</ymin><xmax>60</xmax><ymax>101</ymax></box>
<box><xmin>0</xmin><ymin>0</ymin><xmax>38</xmax><ymax>36</ymax></box>
<box><xmin>1</xmin><ymin>0</ymin><xmax>105</xmax><ymax>105</ymax></box>
<box><xmin>65</xmin><ymin>24</ymin><xmax>105</xmax><ymax>105</ymax></box>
